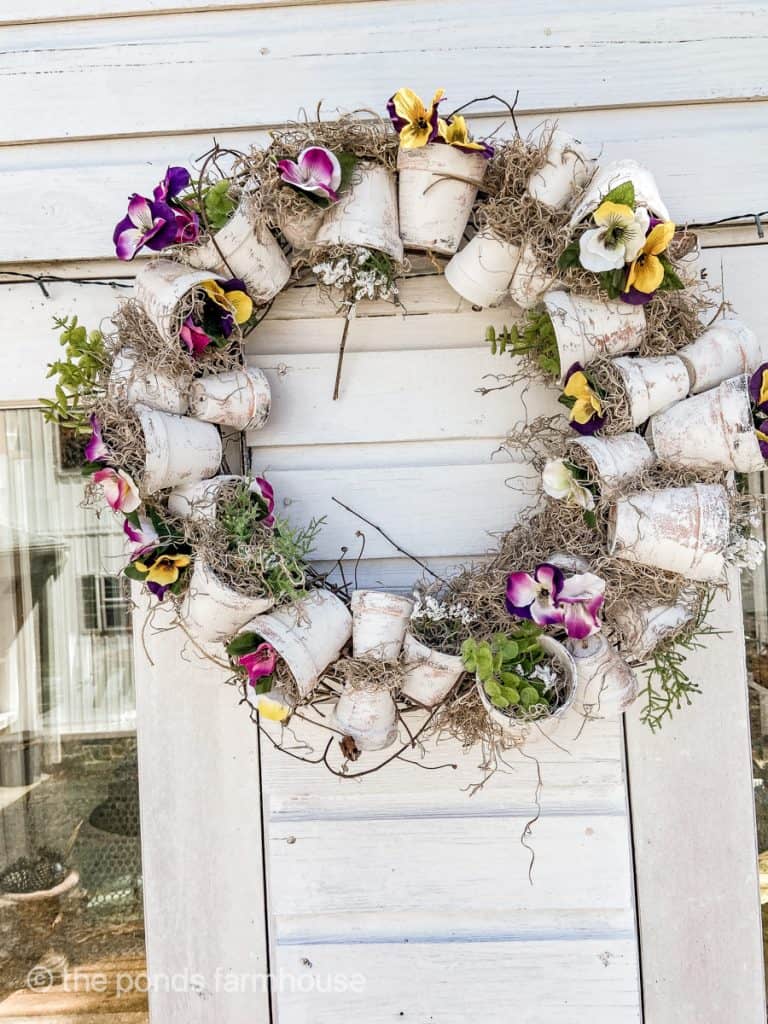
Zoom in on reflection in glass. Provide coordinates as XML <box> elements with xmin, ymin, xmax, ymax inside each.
<box><xmin>0</xmin><ymin>410</ymin><xmax>147</xmax><ymax>1019</ymax></box>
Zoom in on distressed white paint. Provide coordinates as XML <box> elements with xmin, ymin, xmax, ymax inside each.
<box><xmin>1</xmin><ymin>2</ymin><xmax>766</xmax><ymax>1021</ymax></box>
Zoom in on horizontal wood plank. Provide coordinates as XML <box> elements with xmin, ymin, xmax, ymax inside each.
<box><xmin>272</xmin><ymin>938</ymin><xmax>641</xmax><ymax>1023</ymax></box>
<box><xmin>2</xmin><ymin>101</ymin><xmax>768</xmax><ymax>261</ymax></box>
<box><xmin>1</xmin><ymin>0</ymin><xmax>352</xmax><ymax>25</ymax></box>
<box><xmin>1</xmin><ymin>4</ymin><xmax>767</xmax><ymax>146</ymax></box>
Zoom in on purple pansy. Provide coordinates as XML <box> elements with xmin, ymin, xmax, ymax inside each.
<box><xmin>217</xmin><ymin>278</ymin><xmax>249</xmax><ymax>338</ymax></box>
<box><xmin>757</xmin><ymin>419</ymin><xmax>768</xmax><ymax>459</ymax></box>
<box><xmin>146</xmin><ymin>579</ymin><xmax>169</xmax><ymax>601</ymax></box>
<box><xmin>253</xmin><ymin>477</ymin><xmax>275</xmax><ymax>527</ymax></box>
<box><xmin>505</xmin><ymin>563</ymin><xmax>565</xmax><ymax>627</ymax></box>
<box><xmin>153</xmin><ymin>165</ymin><xmax>191</xmax><ymax>203</ymax></box>
<box><xmin>85</xmin><ymin>413</ymin><xmax>111</xmax><ymax>464</ymax></box>
<box><xmin>239</xmin><ymin>643</ymin><xmax>278</xmax><ymax>686</ymax></box>
<box><xmin>124</xmin><ymin>515</ymin><xmax>160</xmax><ymax>560</ymax></box>
<box><xmin>557</xmin><ymin>572</ymin><xmax>605</xmax><ymax>640</ymax></box>
<box><xmin>620</xmin><ymin>285</ymin><xmax>655</xmax><ymax>307</ymax></box>
<box><xmin>113</xmin><ymin>194</ymin><xmax>180</xmax><ymax>261</ymax></box>
<box><xmin>749</xmin><ymin>363</ymin><xmax>768</xmax><ymax>413</ymax></box>
<box><xmin>180</xmin><ymin>317</ymin><xmax>212</xmax><ymax>357</ymax></box>
<box><xmin>278</xmin><ymin>147</ymin><xmax>342</xmax><ymax>203</ymax></box>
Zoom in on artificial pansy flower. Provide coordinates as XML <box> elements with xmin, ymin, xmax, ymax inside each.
<box><xmin>123</xmin><ymin>515</ymin><xmax>160</xmax><ymax>560</ymax></box>
<box><xmin>133</xmin><ymin>552</ymin><xmax>191</xmax><ymax>601</ymax></box>
<box><xmin>239</xmin><ymin>642</ymin><xmax>278</xmax><ymax>686</ymax></box>
<box><xmin>756</xmin><ymin>420</ymin><xmax>768</xmax><ymax>460</ymax></box>
<box><xmin>253</xmin><ymin>477</ymin><xmax>276</xmax><ymax>528</ymax></box>
<box><xmin>200</xmin><ymin>278</ymin><xmax>254</xmax><ymax>338</ymax></box>
<box><xmin>561</xmin><ymin>363</ymin><xmax>605</xmax><ymax>435</ymax></box>
<box><xmin>387</xmin><ymin>87</ymin><xmax>444</xmax><ymax>149</ymax></box>
<box><xmin>180</xmin><ymin>317</ymin><xmax>212</xmax><ymax>357</ymax></box>
<box><xmin>437</xmin><ymin>115</ymin><xmax>494</xmax><ymax>159</ymax></box>
<box><xmin>542</xmin><ymin>458</ymin><xmax>595</xmax><ymax>511</ymax></box>
<box><xmin>113</xmin><ymin>194</ymin><xmax>179</xmax><ymax>261</ymax></box>
<box><xmin>557</xmin><ymin>571</ymin><xmax>605</xmax><ymax>640</ymax></box>
<box><xmin>505</xmin><ymin>563</ymin><xmax>565</xmax><ymax>627</ymax></box>
<box><xmin>153</xmin><ymin>165</ymin><xmax>191</xmax><ymax>203</ymax></box>
<box><xmin>578</xmin><ymin>201</ymin><xmax>650</xmax><ymax>273</ymax></box>
<box><xmin>278</xmin><ymin>147</ymin><xmax>342</xmax><ymax>203</ymax></box>
<box><xmin>252</xmin><ymin>688</ymin><xmax>293</xmax><ymax>723</ymax></box>
<box><xmin>85</xmin><ymin>414</ymin><xmax>111</xmax><ymax>464</ymax></box>
<box><xmin>92</xmin><ymin>467</ymin><xmax>141</xmax><ymax>513</ymax></box>
<box><xmin>623</xmin><ymin>220</ymin><xmax>676</xmax><ymax>296</ymax></box>
<box><xmin>749</xmin><ymin>363</ymin><xmax>768</xmax><ymax>415</ymax></box>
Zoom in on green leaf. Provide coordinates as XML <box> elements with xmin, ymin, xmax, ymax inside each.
<box><xmin>484</xmin><ymin>679</ymin><xmax>502</xmax><ymax>699</ymax></box>
<box><xmin>123</xmin><ymin>563</ymin><xmax>148</xmax><ymax>582</ymax></box>
<box><xmin>335</xmin><ymin>151</ymin><xmax>358</xmax><ymax>196</ymax></box>
<box><xmin>204</xmin><ymin>179</ymin><xmax>237</xmax><ymax>231</ymax></box>
<box><xmin>520</xmin><ymin>685</ymin><xmax>543</xmax><ymax>710</ymax></box>
<box><xmin>583</xmin><ymin>508</ymin><xmax>598</xmax><ymax>529</ymax></box>
<box><xmin>557</xmin><ymin>242</ymin><xmax>581</xmax><ymax>270</ymax></box>
<box><xmin>491</xmin><ymin>693</ymin><xmax>510</xmax><ymax>709</ymax></box>
<box><xmin>602</xmin><ymin>181</ymin><xmax>635</xmax><ymax>208</ymax></box>
<box><xmin>251</xmin><ymin>678</ymin><xmax>273</xmax><ymax>696</ymax></box>
<box><xmin>500</xmin><ymin>686</ymin><xmax>520</xmax><ymax>706</ymax></box>
<box><xmin>499</xmin><ymin>670</ymin><xmax>523</xmax><ymax>687</ymax></box>
<box><xmin>226</xmin><ymin>631</ymin><xmax>262</xmax><ymax>658</ymax></box>
<box><xmin>658</xmin><ymin>255</ymin><xmax>685</xmax><ymax>292</ymax></box>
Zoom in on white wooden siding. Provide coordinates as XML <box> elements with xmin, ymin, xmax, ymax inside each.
<box><xmin>1</xmin><ymin>2</ymin><xmax>766</xmax><ymax>1022</ymax></box>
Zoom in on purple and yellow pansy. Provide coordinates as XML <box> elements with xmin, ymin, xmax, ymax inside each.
<box><xmin>560</xmin><ymin>363</ymin><xmax>606</xmax><ymax>435</ymax></box>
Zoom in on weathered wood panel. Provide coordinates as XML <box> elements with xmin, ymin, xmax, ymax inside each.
<box><xmin>1</xmin><ymin>3</ymin><xmax>767</xmax><ymax>145</ymax></box>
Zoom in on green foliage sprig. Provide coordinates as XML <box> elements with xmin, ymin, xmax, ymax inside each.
<box><xmin>462</xmin><ymin>624</ymin><xmax>555</xmax><ymax>718</ymax></box>
<box><xmin>41</xmin><ymin>316</ymin><xmax>107</xmax><ymax>431</ymax></box>
<box><xmin>486</xmin><ymin>309</ymin><xmax>561</xmax><ymax>378</ymax></box>
<box><xmin>639</xmin><ymin>590</ymin><xmax>723</xmax><ymax>731</ymax></box>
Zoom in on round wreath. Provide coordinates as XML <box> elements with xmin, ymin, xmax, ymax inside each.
<box><xmin>43</xmin><ymin>86</ymin><xmax>767</xmax><ymax>783</ymax></box>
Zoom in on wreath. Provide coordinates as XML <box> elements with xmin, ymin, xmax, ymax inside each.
<box><xmin>42</xmin><ymin>86</ymin><xmax>767</xmax><ymax>786</ymax></box>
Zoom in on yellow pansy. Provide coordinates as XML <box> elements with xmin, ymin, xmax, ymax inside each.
<box><xmin>201</xmin><ymin>279</ymin><xmax>253</xmax><ymax>325</ymax></box>
<box><xmin>437</xmin><ymin>115</ymin><xmax>488</xmax><ymax>153</ymax></box>
<box><xmin>254</xmin><ymin>690</ymin><xmax>293</xmax><ymax>723</ymax></box>
<box><xmin>757</xmin><ymin>368</ymin><xmax>768</xmax><ymax>408</ymax></box>
<box><xmin>135</xmin><ymin>553</ymin><xmax>191</xmax><ymax>586</ymax></box>
<box><xmin>388</xmin><ymin>87</ymin><xmax>444</xmax><ymax>149</ymax></box>
<box><xmin>624</xmin><ymin>221</ymin><xmax>676</xmax><ymax>295</ymax></box>
<box><xmin>563</xmin><ymin>369</ymin><xmax>603</xmax><ymax>426</ymax></box>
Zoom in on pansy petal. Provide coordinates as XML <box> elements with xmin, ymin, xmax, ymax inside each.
<box><xmin>224</xmin><ymin>289</ymin><xmax>253</xmax><ymax>325</ymax></box>
<box><xmin>627</xmin><ymin>253</ymin><xmax>665</xmax><ymax>294</ymax></box>
<box><xmin>644</xmin><ymin>221</ymin><xmax>675</xmax><ymax>256</ymax></box>
<box><xmin>534</xmin><ymin>563</ymin><xmax>564</xmax><ymax>598</ymax></box>
<box><xmin>559</xmin><ymin>571</ymin><xmax>605</xmax><ymax>605</ymax></box>
<box><xmin>562</xmin><ymin>600</ymin><xmax>600</xmax><ymax>639</ymax></box>
<box><xmin>505</xmin><ymin>571</ymin><xmax>539</xmax><ymax>610</ymax></box>
<box><xmin>542</xmin><ymin>459</ymin><xmax>573</xmax><ymax>500</ymax></box>
<box><xmin>530</xmin><ymin>601</ymin><xmax>565</xmax><ymax>627</ymax></box>
<box><xmin>299</xmin><ymin>147</ymin><xmax>342</xmax><ymax>191</ymax></box>
<box><xmin>593</xmin><ymin>201</ymin><xmax>635</xmax><ymax>228</ymax></box>
<box><xmin>277</xmin><ymin>159</ymin><xmax>305</xmax><ymax>187</ymax></box>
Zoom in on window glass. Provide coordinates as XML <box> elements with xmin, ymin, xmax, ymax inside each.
<box><xmin>0</xmin><ymin>410</ymin><xmax>147</xmax><ymax>1020</ymax></box>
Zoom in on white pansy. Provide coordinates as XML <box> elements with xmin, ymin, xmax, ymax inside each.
<box><xmin>578</xmin><ymin>205</ymin><xmax>650</xmax><ymax>272</ymax></box>
<box><xmin>542</xmin><ymin>459</ymin><xmax>595</xmax><ymax>511</ymax></box>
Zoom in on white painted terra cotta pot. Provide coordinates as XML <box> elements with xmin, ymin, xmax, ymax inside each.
<box><xmin>185</xmin><ymin>200</ymin><xmax>291</xmax><ymax>304</ymax></box>
<box><xmin>189</xmin><ymin>367</ymin><xmax>271</xmax><ymax>432</ymax></box>
<box><xmin>351</xmin><ymin>590</ymin><xmax>414</xmax><ymax>661</ymax></box>
<box><xmin>136</xmin><ymin>405</ymin><xmax>221</xmax><ymax>494</ymax></box>
<box><xmin>508</xmin><ymin>241</ymin><xmax>552</xmax><ymax>310</ymax></box>
<box><xmin>182</xmin><ymin>561</ymin><xmax>275</xmax><ymax>644</ymax></box>
<box><xmin>400</xmin><ymin>631</ymin><xmax>465</xmax><ymax>708</ymax></box>
<box><xmin>569</xmin><ymin>159</ymin><xmax>670</xmax><ymax>226</ymax></box>
<box><xmin>110</xmin><ymin>351</ymin><xmax>189</xmax><ymax>415</ymax></box>
<box><xmin>612</xmin><ymin>598</ymin><xmax>695</xmax><ymax>664</ymax></box>
<box><xmin>608</xmin><ymin>483</ymin><xmax>730</xmax><ymax>582</ymax></box>
<box><xmin>679</xmin><ymin>318</ymin><xmax>765</xmax><ymax>394</ymax></box>
<box><xmin>568</xmin><ymin>634</ymin><xmax>638</xmax><ymax>717</ymax></box>
<box><xmin>544</xmin><ymin>290</ymin><xmax>644</xmax><ymax>382</ymax></box>
<box><xmin>242</xmin><ymin>589</ymin><xmax>352</xmax><ymax>699</ymax></box>
<box><xmin>397</xmin><ymin>144</ymin><xmax>488</xmax><ymax>256</ymax></box>
<box><xmin>314</xmin><ymin>162</ymin><xmax>403</xmax><ymax>262</ymax></box>
<box><xmin>332</xmin><ymin>681</ymin><xmax>398</xmax><ymax>751</ymax></box>
<box><xmin>135</xmin><ymin>259</ymin><xmax>225</xmax><ymax>346</ymax></box>
<box><xmin>527</xmin><ymin>127</ymin><xmax>596</xmax><ymax>209</ymax></box>
<box><xmin>443</xmin><ymin>231</ymin><xmax>521</xmax><ymax>308</ymax></box>
<box><xmin>648</xmin><ymin>374</ymin><xmax>764</xmax><ymax>474</ymax></box>
<box><xmin>168</xmin><ymin>474</ymin><xmax>267</xmax><ymax>521</ymax></box>
<box><xmin>475</xmin><ymin>635</ymin><xmax>577</xmax><ymax>741</ymax></box>
<box><xmin>612</xmin><ymin>354</ymin><xmax>690</xmax><ymax>427</ymax></box>
<box><xmin>569</xmin><ymin>432</ymin><xmax>655</xmax><ymax>497</ymax></box>
<box><xmin>278</xmin><ymin>202</ymin><xmax>327</xmax><ymax>250</ymax></box>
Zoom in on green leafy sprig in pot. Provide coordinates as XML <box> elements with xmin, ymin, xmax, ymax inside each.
<box><xmin>486</xmin><ymin>309</ymin><xmax>561</xmax><ymax>379</ymax></box>
<box><xmin>41</xmin><ymin>316</ymin><xmax>107</xmax><ymax>432</ymax></box>
<box><xmin>462</xmin><ymin>624</ymin><xmax>557</xmax><ymax>719</ymax></box>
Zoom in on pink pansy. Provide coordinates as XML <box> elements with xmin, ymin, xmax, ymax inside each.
<box><xmin>179</xmin><ymin>317</ymin><xmax>212</xmax><ymax>357</ymax></box>
<box><xmin>277</xmin><ymin>147</ymin><xmax>342</xmax><ymax>203</ymax></box>
<box><xmin>113</xmin><ymin>194</ymin><xmax>179</xmax><ymax>261</ymax></box>
<box><xmin>92</xmin><ymin>467</ymin><xmax>141</xmax><ymax>514</ymax></box>
<box><xmin>85</xmin><ymin>414</ymin><xmax>111</xmax><ymax>464</ymax></box>
<box><xmin>558</xmin><ymin>572</ymin><xmax>606</xmax><ymax>640</ymax></box>
<box><xmin>239</xmin><ymin>643</ymin><xmax>278</xmax><ymax>686</ymax></box>
<box><xmin>253</xmin><ymin>477</ymin><xmax>275</xmax><ymax>527</ymax></box>
<box><xmin>123</xmin><ymin>515</ymin><xmax>160</xmax><ymax>559</ymax></box>
<box><xmin>505</xmin><ymin>563</ymin><xmax>564</xmax><ymax>627</ymax></box>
